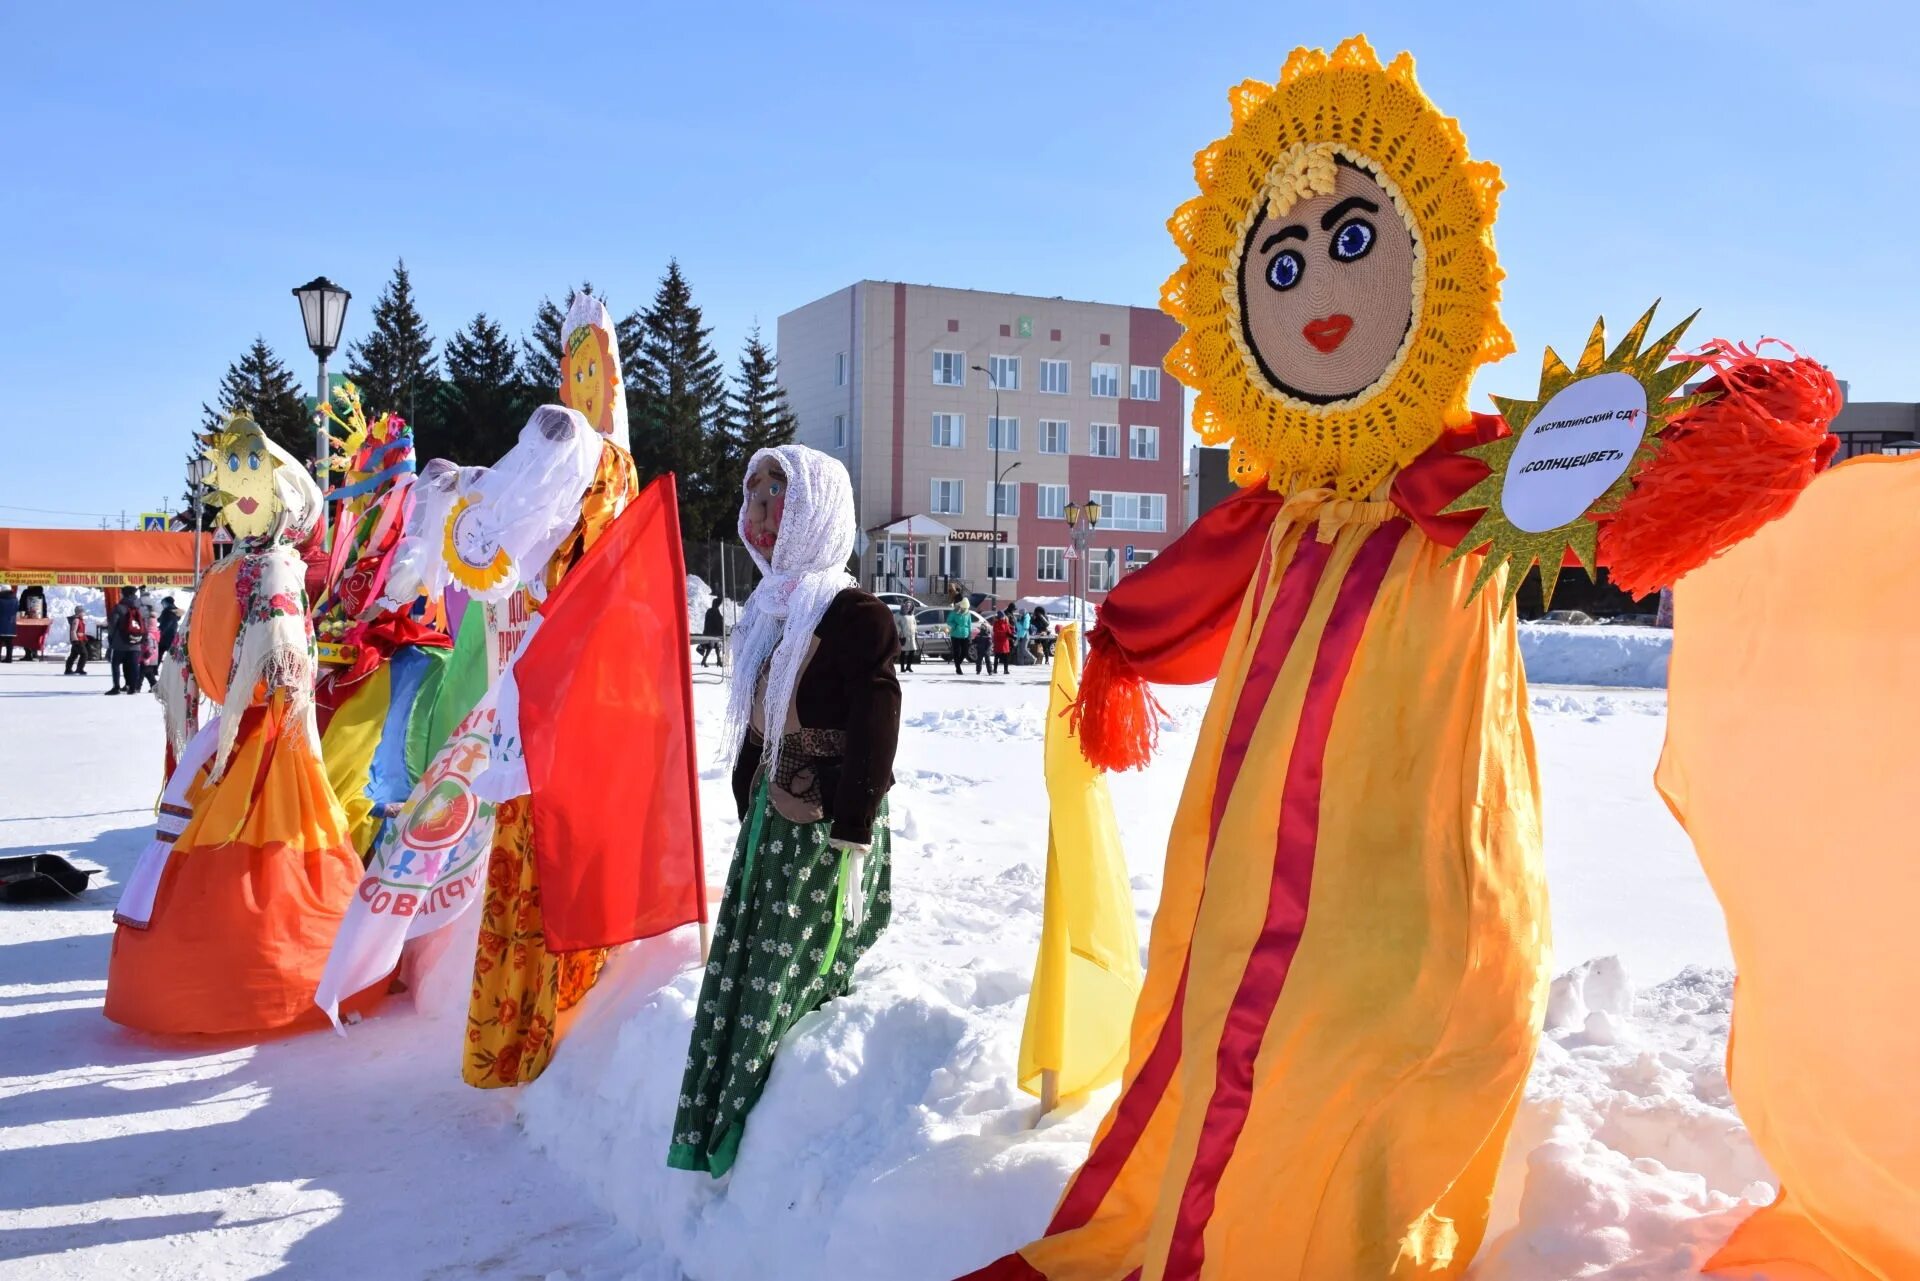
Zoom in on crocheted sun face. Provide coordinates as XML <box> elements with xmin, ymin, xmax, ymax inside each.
<box><xmin>1164</xmin><ymin>35</ymin><xmax>1514</xmax><ymax>497</ymax></box>
<box><xmin>206</xmin><ymin>416</ymin><xmax>282</xmax><ymax>541</ymax></box>
<box><xmin>561</xmin><ymin>322</ymin><xmax>618</xmax><ymax>433</ymax></box>
<box><xmin>1237</xmin><ymin>159</ymin><xmax>1417</xmax><ymax>403</ymax></box>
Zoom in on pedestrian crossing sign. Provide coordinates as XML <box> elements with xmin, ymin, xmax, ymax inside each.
<box><xmin>140</xmin><ymin>513</ymin><xmax>168</xmax><ymax>532</ymax></box>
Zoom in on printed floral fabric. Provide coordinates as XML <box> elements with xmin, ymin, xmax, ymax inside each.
<box><xmin>667</xmin><ymin>783</ymin><xmax>891</xmax><ymax>1177</ymax></box>
<box><xmin>462</xmin><ymin>797</ymin><xmax>608</xmax><ymax>1088</ymax></box>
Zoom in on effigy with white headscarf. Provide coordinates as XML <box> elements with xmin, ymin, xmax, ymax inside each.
<box><xmin>720</xmin><ymin>444</ymin><xmax>858</xmax><ymax>788</ymax></box>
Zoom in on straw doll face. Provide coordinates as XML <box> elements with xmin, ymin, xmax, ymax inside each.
<box><xmin>212</xmin><ymin>426</ymin><xmax>281</xmax><ymax>540</ymax></box>
<box><xmin>743</xmin><ymin>457</ymin><xmax>788</xmax><ymax>553</ymax></box>
<box><xmin>1237</xmin><ymin>162</ymin><xmax>1417</xmax><ymax>404</ymax></box>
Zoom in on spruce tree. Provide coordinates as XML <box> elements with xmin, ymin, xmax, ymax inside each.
<box><xmin>434</xmin><ymin>312</ymin><xmax>526</xmax><ymax>466</ymax></box>
<box><xmin>201</xmin><ymin>336</ymin><xmax>311</xmax><ymax>459</ymax></box>
<box><xmin>631</xmin><ymin>260</ymin><xmax>731</xmax><ymax>540</ymax></box>
<box><xmin>345</xmin><ymin>259</ymin><xmax>439</xmax><ymax>431</ymax></box>
<box><xmin>720</xmin><ymin>325</ymin><xmax>797</xmax><ymax>502</ymax></box>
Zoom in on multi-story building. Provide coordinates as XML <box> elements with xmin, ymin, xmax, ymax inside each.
<box><xmin>777</xmin><ymin>281</ymin><xmax>1185</xmax><ymax>606</ymax></box>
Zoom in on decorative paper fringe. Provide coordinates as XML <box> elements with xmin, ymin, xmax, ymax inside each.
<box><xmin>1598</xmin><ymin>339</ymin><xmax>1842</xmax><ymax>599</ymax></box>
<box><xmin>1068</xmin><ymin>629</ymin><xmax>1165</xmax><ymax>773</ymax></box>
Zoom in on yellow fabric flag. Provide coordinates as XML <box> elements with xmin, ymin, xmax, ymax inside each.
<box><xmin>1658</xmin><ymin>454</ymin><xmax>1920</xmax><ymax>1280</ymax></box>
<box><xmin>321</xmin><ymin>663</ymin><xmax>391</xmax><ymax>858</ymax></box>
<box><xmin>1018</xmin><ymin>624</ymin><xmax>1144</xmax><ymax>1100</ymax></box>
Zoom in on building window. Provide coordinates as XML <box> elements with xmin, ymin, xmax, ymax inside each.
<box><xmin>1090</xmin><ymin>363</ymin><xmax>1121</xmax><ymax>398</ymax></box>
<box><xmin>987</xmin><ymin>544</ymin><xmax>1019</xmax><ymax>580</ymax></box>
<box><xmin>931</xmin><ymin>412</ymin><xmax>965</xmax><ymax>449</ymax></box>
<box><xmin>1036</xmin><ymin>547</ymin><xmax>1067</xmax><ymax>582</ymax></box>
<box><xmin>1089</xmin><ymin>490</ymin><xmax>1166</xmax><ymax>532</ymax></box>
<box><xmin>1088</xmin><ymin>556</ymin><xmax>1118</xmax><ymax>592</ymax></box>
<box><xmin>988</xmin><ymin>354</ymin><xmax>1020</xmax><ymax>390</ymax></box>
<box><xmin>1130</xmin><ymin>366</ymin><xmax>1160</xmax><ymax>401</ymax></box>
<box><xmin>1037</xmin><ymin>483</ymin><xmax>1066</xmax><ymax>519</ymax></box>
<box><xmin>1039</xmin><ymin>419</ymin><xmax>1069</xmax><ymax>454</ymax></box>
<box><xmin>835</xmin><ymin>352</ymin><xmax>848</xmax><ymax>386</ymax></box>
<box><xmin>1040</xmin><ymin>359</ymin><xmax>1070</xmax><ymax>395</ymax></box>
<box><xmin>988</xmin><ymin>416</ymin><xmax>1020</xmax><ymax>452</ymax></box>
<box><xmin>1128</xmin><ymin>549</ymin><xmax>1159</xmax><ymax>568</ymax></box>
<box><xmin>932</xmin><ymin>478</ymin><xmax>964</xmax><ymax>515</ymax></box>
<box><xmin>938</xmin><ymin>543</ymin><xmax>965</xmax><ymax>578</ymax></box>
<box><xmin>833</xmin><ymin>414</ymin><xmax>846</xmax><ymax>448</ymax></box>
<box><xmin>1130</xmin><ymin>424</ymin><xmax>1160</xmax><ymax>461</ymax></box>
<box><xmin>994</xmin><ymin>482</ymin><xmax>1019</xmax><ymax>517</ymax></box>
<box><xmin>933</xmin><ymin>351</ymin><xmax>965</xmax><ymax>386</ymax></box>
<box><xmin>1089</xmin><ymin>422</ymin><xmax>1120</xmax><ymax>458</ymax></box>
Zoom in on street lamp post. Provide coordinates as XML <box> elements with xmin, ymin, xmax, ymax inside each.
<box><xmin>188</xmin><ymin>448</ymin><xmax>215</xmax><ymax>593</ymax></box>
<box><xmin>291</xmin><ymin>276</ymin><xmax>351</xmax><ymax>484</ymax></box>
<box><xmin>1063</xmin><ymin>498</ymin><xmax>1101</xmax><ymax>661</ymax></box>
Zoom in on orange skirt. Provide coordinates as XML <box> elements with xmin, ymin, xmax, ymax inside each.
<box><xmin>105</xmin><ymin>694</ymin><xmax>374</xmax><ymax>1036</ymax></box>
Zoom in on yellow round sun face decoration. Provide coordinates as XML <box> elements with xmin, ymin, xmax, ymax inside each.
<box><xmin>1163</xmin><ymin>35</ymin><xmax>1514</xmax><ymax>498</ymax></box>
<box><xmin>205</xmin><ymin>415</ymin><xmax>282</xmax><ymax>541</ymax></box>
<box><xmin>442</xmin><ymin>493</ymin><xmax>514</xmax><ymax>593</ymax></box>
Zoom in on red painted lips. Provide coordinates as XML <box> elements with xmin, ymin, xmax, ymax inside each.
<box><xmin>236</xmin><ymin>497</ymin><xmax>259</xmax><ymax>514</ymax></box>
<box><xmin>1302</xmin><ymin>314</ymin><xmax>1353</xmax><ymax>354</ymax></box>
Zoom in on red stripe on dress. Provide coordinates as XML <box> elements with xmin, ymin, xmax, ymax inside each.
<box><xmin>1160</xmin><ymin>520</ymin><xmax>1406</xmax><ymax>1281</ymax></box>
<box><xmin>1043</xmin><ymin>535</ymin><xmax>1335</xmax><ymax>1241</ymax></box>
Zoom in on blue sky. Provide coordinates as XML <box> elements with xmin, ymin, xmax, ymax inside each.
<box><xmin>3</xmin><ymin>0</ymin><xmax>1913</xmax><ymax>527</ymax></box>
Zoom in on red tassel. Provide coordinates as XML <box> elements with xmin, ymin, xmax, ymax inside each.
<box><xmin>1598</xmin><ymin>339</ymin><xmax>1842</xmax><ymax>599</ymax></box>
<box><xmin>1068</xmin><ymin>628</ymin><xmax>1165</xmax><ymax>773</ymax></box>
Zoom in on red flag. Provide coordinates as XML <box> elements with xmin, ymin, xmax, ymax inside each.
<box><xmin>518</xmin><ymin>474</ymin><xmax>706</xmax><ymax>951</ymax></box>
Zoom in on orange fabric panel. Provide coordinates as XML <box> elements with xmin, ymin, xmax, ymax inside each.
<box><xmin>1658</xmin><ymin>454</ymin><xmax>1920</xmax><ymax>1281</ymax></box>
<box><xmin>188</xmin><ymin>558</ymin><xmax>242</xmax><ymax>707</ymax></box>
<box><xmin>0</xmin><ymin>527</ymin><xmax>215</xmax><ymax>574</ymax></box>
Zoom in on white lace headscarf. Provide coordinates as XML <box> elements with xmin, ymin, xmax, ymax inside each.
<box><xmin>721</xmin><ymin>445</ymin><xmax>858</xmax><ymax>783</ymax></box>
<box><xmin>212</xmin><ymin>434</ymin><xmax>326</xmax><ymax>780</ymax></box>
<box><xmin>455</xmin><ymin>405</ymin><xmax>603</xmax><ymax>603</ymax></box>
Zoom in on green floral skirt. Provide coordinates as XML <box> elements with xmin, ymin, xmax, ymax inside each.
<box><xmin>667</xmin><ymin>778</ymin><xmax>891</xmax><ymax>1177</ymax></box>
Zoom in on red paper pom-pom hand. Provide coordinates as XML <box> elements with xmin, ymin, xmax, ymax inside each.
<box><xmin>1597</xmin><ymin>340</ymin><xmax>1842</xmax><ymax>599</ymax></box>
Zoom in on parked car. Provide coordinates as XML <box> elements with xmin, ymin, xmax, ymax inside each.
<box><xmin>913</xmin><ymin>606</ymin><xmax>985</xmax><ymax>658</ymax></box>
<box><xmin>875</xmin><ymin>592</ymin><xmax>927</xmax><ymax>617</ymax></box>
<box><xmin>1540</xmin><ymin>609</ymin><xmax>1597</xmax><ymax>625</ymax></box>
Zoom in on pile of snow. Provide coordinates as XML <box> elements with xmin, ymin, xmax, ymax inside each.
<box><xmin>1520</xmin><ymin>622</ymin><xmax>1671</xmax><ymax>689</ymax></box>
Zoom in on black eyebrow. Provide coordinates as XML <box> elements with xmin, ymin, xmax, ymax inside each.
<box><xmin>1258</xmin><ymin>224</ymin><xmax>1308</xmax><ymax>253</ymax></box>
<box><xmin>1320</xmin><ymin>196</ymin><xmax>1379</xmax><ymax>231</ymax></box>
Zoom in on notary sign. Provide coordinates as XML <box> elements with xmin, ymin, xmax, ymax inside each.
<box><xmin>1499</xmin><ymin>371</ymin><xmax>1647</xmax><ymax>533</ymax></box>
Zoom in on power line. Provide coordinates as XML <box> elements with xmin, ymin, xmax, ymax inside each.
<box><xmin>0</xmin><ymin>502</ymin><xmax>128</xmax><ymax>519</ymax></box>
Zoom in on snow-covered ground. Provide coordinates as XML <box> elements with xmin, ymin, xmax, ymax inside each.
<box><xmin>0</xmin><ymin>632</ymin><xmax>1762</xmax><ymax>1281</ymax></box>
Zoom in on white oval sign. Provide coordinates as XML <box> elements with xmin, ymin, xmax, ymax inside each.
<box><xmin>1501</xmin><ymin>371</ymin><xmax>1648</xmax><ymax>533</ymax></box>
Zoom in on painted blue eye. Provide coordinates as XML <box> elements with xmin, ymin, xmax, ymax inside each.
<box><xmin>768</xmin><ymin>482</ymin><xmax>784</xmax><ymax>497</ymax></box>
<box><xmin>227</xmin><ymin>453</ymin><xmax>240</xmax><ymax>472</ymax></box>
<box><xmin>248</xmin><ymin>452</ymin><xmax>262</xmax><ymax>471</ymax></box>
<box><xmin>1266</xmin><ymin>250</ymin><xmax>1303</xmax><ymax>291</ymax></box>
<box><xmin>1331</xmin><ymin>218</ymin><xmax>1375</xmax><ymax>262</ymax></box>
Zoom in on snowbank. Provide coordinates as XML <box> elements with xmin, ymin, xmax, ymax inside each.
<box><xmin>1520</xmin><ymin>623</ymin><xmax>1671</xmax><ymax>689</ymax></box>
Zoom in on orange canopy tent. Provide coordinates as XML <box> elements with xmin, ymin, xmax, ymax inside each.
<box><xmin>0</xmin><ymin>528</ymin><xmax>217</xmax><ymax>588</ymax></box>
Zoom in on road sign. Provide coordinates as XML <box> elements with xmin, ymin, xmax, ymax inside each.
<box><xmin>212</xmin><ymin>527</ymin><xmax>234</xmax><ymax>548</ymax></box>
<box><xmin>140</xmin><ymin>512</ymin><xmax>169</xmax><ymax>532</ymax></box>
<box><xmin>1123</xmin><ymin>543</ymin><xmax>1135</xmax><ymax>564</ymax></box>
<box><xmin>1063</xmin><ymin>546</ymin><xmax>1078</xmax><ymax>561</ymax></box>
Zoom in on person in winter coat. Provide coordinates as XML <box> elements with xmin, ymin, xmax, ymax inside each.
<box><xmin>971</xmin><ymin>616</ymin><xmax>992</xmax><ymax>674</ymax></box>
<box><xmin>698</xmin><ymin>601</ymin><xmax>726</xmax><ymax>667</ymax></box>
<box><xmin>1031</xmin><ymin>605</ymin><xmax>1054</xmax><ymax>662</ymax></box>
<box><xmin>1011</xmin><ymin>608</ymin><xmax>1031</xmax><ymax>666</ymax></box>
<box><xmin>946</xmin><ymin>603</ymin><xmax>973</xmax><ymax>676</ymax></box>
<box><xmin>139</xmin><ymin>605</ymin><xmax>161</xmax><ymax>688</ymax></box>
<box><xmin>158</xmin><ymin>597</ymin><xmax>181</xmax><ymax>657</ymax></box>
<box><xmin>106</xmin><ymin>586</ymin><xmax>145</xmax><ymax>695</ymax></box>
<box><xmin>991</xmin><ymin>610</ymin><xmax>1014</xmax><ymax>675</ymax></box>
<box><xmin>894</xmin><ymin>606</ymin><xmax>920</xmax><ymax>673</ymax></box>
<box><xmin>0</xmin><ymin>586</ymin><xmax>16</xmax><ymax>663</ymax></box>
<box><xmin>64</xmin><ymin>608</ymin><xmax>89</xmax><ymax>675</ymax></box>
